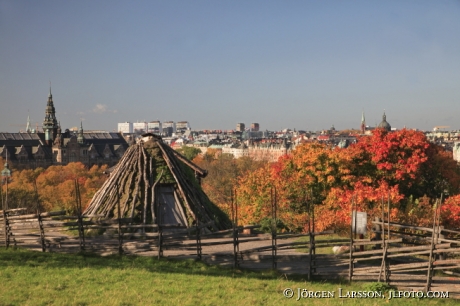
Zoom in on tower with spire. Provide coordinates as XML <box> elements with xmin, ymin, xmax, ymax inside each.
<box><xmin>26</xmin><ymin>114</ymin><xmax>31</xmax><ymax>133</ymax></box>
<box><xmin>377</xmin><ymin>110</ymin><xmax>391</xmax><ymax>131</ymax></box>
<box><xmin>77</xmin><ymin>121</ymin><xmax>84</xmax><ymax>144</ymax></box>
<box><xmin>360</xmin><ymin>110</ymin><xmax>366</xmax><ymax>134</ymax></box>
<box><xmin>43</xmin><ymin>86</ymin><xmax>59</xmax><ymax>146</ymax></box>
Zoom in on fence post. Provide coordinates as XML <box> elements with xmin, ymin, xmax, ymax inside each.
<box><xmin>271</xmin><ymin>187</ymin><xmax>277</xmax><ymax>270</ymax></box>
<box><xmin>157</xmin><ymin>195</ymin><xmax>163</xmax><ymax>259</ymax></box>
<box><xmin>308</xmin><ymin>231</ymin><xmax>313</xmax><ymax>281</ymax></box>
<box><xmin>116</xmin><ymin>183</ymin><xmax>123</xmax><ymax>256</ymax></box>
<box><xmin>373</xmin><ymin>217</ymin><xmax>382</xmax><ymax>249</ymax></box>
<box><xmin>438</xmin><ymin>226</ymin><xmax>445</xmax><ymax>261</ymax></box>
<box><xmin>232</xmin><ymin>189</ymin><xmax>239</xmax><ymax>269</ymax></box>
<box><xmin>37</xmin><ymin>212</ymin><xmax>46</xmax><ymax>252</ymax></box>
<box><xmin>425</xmin><ymin>199</ymin><xmax>439</xmax><ymax>292</ymax></box>
<box><xmin>77</xmin><ymin>213</ymin><xmax>85</xmax><ymax>252</ymax></box>
<box><xmin>196</xmin><ymin>222</ymin><xmax>202</xmax><ymax>260</ymax></box>
<box><xmin>2</xmin><ymin>210</ymin><xmax>9</xmax><ymax>248</ymax></box>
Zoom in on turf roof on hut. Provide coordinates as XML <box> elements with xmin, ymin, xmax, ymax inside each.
<box><xmin>84</xmin><ymin>133</ymin><xmax>231</xmax><ymax>231</ymax></box>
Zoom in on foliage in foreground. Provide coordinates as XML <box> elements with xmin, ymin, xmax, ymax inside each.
<box><xmin>0</xmin><ymin>248</ymin><xmax>456</xmax><ymax>306</ymax></box>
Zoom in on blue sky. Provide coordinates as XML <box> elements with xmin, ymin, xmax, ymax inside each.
<box><xmin>1</xmin><ymin>0</ymin><xmax>459</xmax><ymax>132</ymax></box>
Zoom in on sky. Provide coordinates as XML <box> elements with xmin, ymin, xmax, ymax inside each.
<box><xmin>1</xmin><ymin>0</ymin><xmax>460</xmax><ymax>132</ymax></box>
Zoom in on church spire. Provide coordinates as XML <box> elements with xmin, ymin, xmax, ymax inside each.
<box><xmin>26</xmin><ymin>114</ymin><xmax>31</xmax><ymax>133</ymax></box>
<box><xmin>77</xmin><ymin>121</ymin><xmax>84</xmax><ymax>144</ymax></box>
<box><xmin>360</xmin><ymin>110</ymin><xmax>366</xmax><ymax>134</ymax></box>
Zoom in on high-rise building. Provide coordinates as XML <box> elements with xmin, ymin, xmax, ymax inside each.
<box><xmin>133</xmin><ymin>122</ymin><xmax>147</xmax><ymax>134</ymax></box>
<box><xmin>251</xmin><ymin>123</ymin><xmax>259</xmax><ymax>131</ymax></box>
<box><xmin>147</xmin><ymin>121</ymin><xmax>162</xmax><ymax>134</ymax></box>
<box><xmin>236</xmin><ymin>123</ymin><xmax>245</xmax><ymax>132</ymax></box>
<box><xmin>118</xmin><ymin>122</ymin><xmax>133</xmax><ymax>134</ymax></box>
<box><xmin>163</xmin><ymin>121</ymin><xmax>176</xmax><ymax>133</ymax></box>
<box><xmin>176</xmin><ymin>121</ymin><xmax>190</xmax><ymax>133</ymax></box>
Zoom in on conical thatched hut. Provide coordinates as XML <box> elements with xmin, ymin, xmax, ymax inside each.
<box><xmin>84</xmin><ymin>134</ymin><xmax>231</xmax><ymax>231</ymax></box>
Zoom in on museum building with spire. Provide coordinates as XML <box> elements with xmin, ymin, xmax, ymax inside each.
<box><xmin>0</xmin><ymin>88</ymin><xmax>129</xmax><ymax>169</ymax></box>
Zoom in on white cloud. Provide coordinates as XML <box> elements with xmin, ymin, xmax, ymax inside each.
<box><xmin>92</xmin><ymin>104</ymin><xmax>118</xmax><ymax>114</ymax></box>
<box><xmin>93</xmin><ymin>104</ymin><xmax>108</xmax><ymax>113</ymax></box>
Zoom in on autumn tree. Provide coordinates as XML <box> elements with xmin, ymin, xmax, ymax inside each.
<box><xmin>193</xmin><ymin>150</ymin><xmax>265</xmax><ymax>216</ymax></box>
<box><xmin>2</xmin><ymin>162</ymin><xmax>108</xmax><ymax>213</ymax></box>
<box><xmin>234</xmin><ymin>129</ymin><xmax>460</xmax><ymax>233</ymax></box>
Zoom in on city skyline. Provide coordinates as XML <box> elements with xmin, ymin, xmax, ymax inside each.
<box><xmin>1</xmin><ymin>1</ymin><xmax>460</xmax><ymax>132</ymax></box>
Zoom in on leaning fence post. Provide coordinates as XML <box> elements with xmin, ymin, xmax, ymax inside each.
<box><xmin>425</xmin><ymin>198</ymin><xmax>440</xmax><ymax>292</ymax></box>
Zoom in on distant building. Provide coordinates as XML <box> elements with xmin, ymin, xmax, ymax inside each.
<box><xmin>176</xmin><ymin>121</ymin><xmax>190</xmax><ymax>133</ymax></box>
<box><xmin>236</xmin><ymin>123</ymin><xmax>245</xmax><ymax>132</ymax></box>
<box><xmin>222</xmin><ymin>139</ymin><xmax>291</xmax><ymax>162</ymax></box>
<box><xmin>118</xmin><ymin>122</ymin><xmax>133</xmax><ymax>134</ymax></box>
<box><xmin>377</xmin><ymin>111</ymin><xmax>391</xmax><ymax>131</ymax></box>
<box><xmin>133</xmin><ymin>122</ymin><xmax>147</xmax><ymax>134</ymax></box>
<box><xmin>251</xmin><ymin>123</ymin><xmax>259</xmax><ymax>131</ymax></box>
<box><xmin>147</xmin><ymin>121</ymin><xmax>162</xmax><ymax>134</ymax></box>
<box><xmin>1</xmin><ymin>88</ymin><xmax>129</xmax><ymax>169</ymax></box>
<box><xmin>454</xmin><ymin>142</ymin><xmax>460</xmax><ymax>163</ymax></box>
<box><xmin>163</xmin><ymin>121</ymin><xmax>176</xmax><ymax>134</ymax></box>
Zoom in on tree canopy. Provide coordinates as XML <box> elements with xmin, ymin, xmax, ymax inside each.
<box><xmin>233</xmin><ymin>129</ymin><xmax>460</xmax><ymax>232</ymax></box>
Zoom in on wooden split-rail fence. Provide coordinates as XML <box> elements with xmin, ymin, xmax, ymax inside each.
<box><xmin>1</xmin><ymin>209</ymin><xmax>460</xmax><ymax>298</ymax></box>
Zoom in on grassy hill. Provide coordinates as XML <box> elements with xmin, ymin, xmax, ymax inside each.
<box><xmin>0</xmin><ymin>248</ymin><xmax>455</xmax><ymax>306</ymax></box>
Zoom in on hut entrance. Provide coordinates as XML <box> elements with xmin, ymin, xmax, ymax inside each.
<box><xmin>157</xmin><ymin>185</ymin><xmax>187</xmax><ymax>227</ymax></box>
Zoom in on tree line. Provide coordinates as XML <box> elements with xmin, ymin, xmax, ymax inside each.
<box><xmin>2</xmin><ymin>128</ymin><xmax>460</xmax><ymax>233</ymax></box>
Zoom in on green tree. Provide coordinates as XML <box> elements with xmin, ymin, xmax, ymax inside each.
<box><xmin>176</xmin><ymin>146</ymin><xmax>202</xmax><ymax>161</ymax></box>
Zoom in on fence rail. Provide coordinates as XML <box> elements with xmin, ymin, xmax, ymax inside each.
<box><xmin>1</xmin><ymin>208</ymin><xmax>460</xmax><ymax>298</ymax></box>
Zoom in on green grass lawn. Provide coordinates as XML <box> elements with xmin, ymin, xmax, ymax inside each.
<box><xmin>0</xmin><ymin>247</ymin><xmax>456</xmax><ymax>306</ymax></box>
